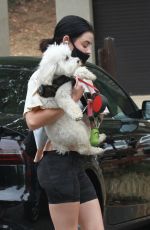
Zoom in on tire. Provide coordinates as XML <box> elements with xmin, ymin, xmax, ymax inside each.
<box><xmin>24</xmin><ymin>202</ymin><xmax>40</xmax><ymax>222</ymax></box>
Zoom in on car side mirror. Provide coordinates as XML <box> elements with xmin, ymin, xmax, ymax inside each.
<box><xmin>142</xmin><ymin>100</ymin><xmax>150</xmax><ymax>119</ymax></box>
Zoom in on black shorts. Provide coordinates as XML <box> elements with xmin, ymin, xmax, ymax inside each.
<box><xmin>37</xmin><ymin>150</ymin><xmax>97</xmax><ymax>204</ymax></box>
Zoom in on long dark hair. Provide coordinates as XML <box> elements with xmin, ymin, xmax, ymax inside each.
<box><xmin>39</xmin><ymin>15</ymin><xmax>94</xmax><ymax>53</ymax></box>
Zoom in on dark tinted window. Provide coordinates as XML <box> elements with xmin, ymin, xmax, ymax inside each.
<box><xmin>0</xmin><ymin>62</ymin><xmax>138</xmax><ymax>119</ymax></box>
<box><xmin>0</xmin><ymin>66</ymin><xmax>34</xmax><ymax>114</ymax></box>
<box><xmin>87</xmin><ymin>64</ymin><xmax>138</xmax><ymax>119</ymax></box>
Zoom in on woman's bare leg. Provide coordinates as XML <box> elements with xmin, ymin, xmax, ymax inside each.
<box><xmin>49</xmin><ymin>202</ymin><xmax>80</xmax><ymax>230</ymax></box>
<box><xmin>78</xmin><ymin>198</ymin><xmax>104</xmax><ymax>230</ymax></box>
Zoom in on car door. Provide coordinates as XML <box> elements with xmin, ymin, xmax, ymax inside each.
<box><xmin>100</xmin><ymin>117</ymin><xmax>150</xmax><ymax>225</ymax></box>
<box><xmin>87</xmin><ymin>63</ymin><xmax>150</xmax><ymax>225</ymax></box>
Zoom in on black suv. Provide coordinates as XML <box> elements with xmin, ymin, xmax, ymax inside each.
<box><xmin>0</xmin><ymin>56</ymin><xmax>150</xmax><ymax>230</ymax></box>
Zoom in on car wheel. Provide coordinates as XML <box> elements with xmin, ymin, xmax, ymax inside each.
<box><xmin>24</xmin><ymin>202</ymin><xmax>40</xmax><ymax>222</ymax></box>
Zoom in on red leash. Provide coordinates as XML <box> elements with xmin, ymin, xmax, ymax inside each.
<box><xmin>77</xmin><ymin>78</ymin><xmax>99</xmax><ymax>92</ymax></box>
<box><xmin>77</xmin><ymin>77</ymin><xmax>103</xmax><ymax>115</ymax></box>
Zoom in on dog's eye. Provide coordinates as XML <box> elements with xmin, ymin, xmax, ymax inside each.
<box><xmin>65</xmin><ymin>56</ymin><xmax>69</xmax><ymax>61</ymax></box>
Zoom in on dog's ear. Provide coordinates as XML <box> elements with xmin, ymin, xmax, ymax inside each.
<box><xmin>38</xmin><ymin>64</ymin><xmax>57</xmax><ymax>85</ymax></box>
<box><xmin>37</xmin><ymin>44</ymin><xmax>60</xmax><ymax>85</ymax></box>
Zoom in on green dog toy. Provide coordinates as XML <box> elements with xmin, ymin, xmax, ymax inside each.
<box><xmin>90</xmin><ymin>128</ymin><xmax>100</xmax><ymax>146</ymax></box>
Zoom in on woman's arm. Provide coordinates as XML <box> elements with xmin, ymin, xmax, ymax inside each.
<box><xmin>25</xmin><ymin>83</ymin><xmax>84</xmax><ymax>130</ymax></box>
<box><xmin>25</xmin><ymin>108</ymin><xmax>64</xmax><ymax>130</ymax></box>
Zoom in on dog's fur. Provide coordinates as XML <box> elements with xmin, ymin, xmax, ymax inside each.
<box><xmin>32</xmin><ymin>43</ymin><xmax>104</xmax><ymax>155</ymax></box>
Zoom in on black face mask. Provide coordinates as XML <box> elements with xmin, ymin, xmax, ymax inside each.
<box><xmin>71</xmin><ymin>45</ymin><xmax>90</xmax><ymax>64</ymax></box>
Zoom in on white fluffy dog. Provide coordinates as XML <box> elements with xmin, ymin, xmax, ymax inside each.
<box><xmin>32</xmin><ymin>43</ymin><xmax>104</xmax><ymax>156</ymax></box>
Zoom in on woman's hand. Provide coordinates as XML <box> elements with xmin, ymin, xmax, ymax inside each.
<box><xmin>72</xmin><ymin>81</ymin><xmax>84</xmax><ymax>102</ymax></box>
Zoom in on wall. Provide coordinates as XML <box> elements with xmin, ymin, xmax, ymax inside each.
<box><xmin>0</xmin><ymin>0</ymin><xmax>9</xmax><ymax>55</ymax></box>
<box><xmin>55</xmin><ymin>0</ymin><xmax>95</xmax><ymax>63</ymax></box>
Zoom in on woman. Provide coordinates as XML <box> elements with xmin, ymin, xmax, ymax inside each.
<box><xmin>24</xmin><ymin>15</ymin><xmax>104</xmax><ymax>230</ymax></box>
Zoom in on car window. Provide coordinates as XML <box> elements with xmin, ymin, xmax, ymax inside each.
<box><xmin>0</xmin><ymin>67</ymin><xmax>33</xmax><ymax>114</ymax></box>
<box><xmin>0</xmin><ymin>62</ymin><xmax>138</xmax><ymax>120</ymax></box>
<box><xmin>87</xmin><ymin>63</ymin><xmax>138</xmax><ymax>119</ymax></box>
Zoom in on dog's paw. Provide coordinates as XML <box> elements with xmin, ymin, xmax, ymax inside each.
<box><xmin>99</xmin><ymin>133</ymin><xmax>106</xmax><ymax>143</ymax></box>
<box><xmin>90</xmin><ymin>146</ymin><xmax>104</xmax><ymax>155</ymax></box>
